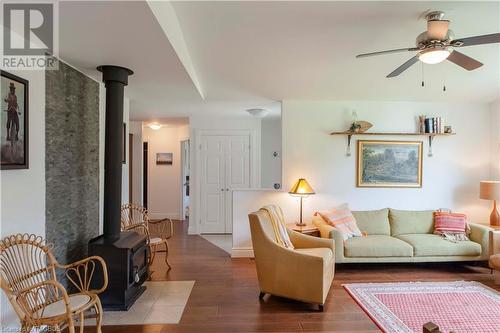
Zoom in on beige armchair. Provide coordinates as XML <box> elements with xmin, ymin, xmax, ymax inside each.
<box><xmin>248</xmin><ymin>210</ymin><xmax>335</xmax><ymax>311</ymax></box>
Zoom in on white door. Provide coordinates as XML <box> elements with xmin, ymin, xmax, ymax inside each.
<box><xmin>200</xmin><ymin>135</ymin><xmax>226</xmax><ymax>233</ymax></box>
<box><xmin>224</xmin><ymin>135</ymin><xmax>250</xmax><ymax>233</ymax></box>
<box><xmin>200</xmin><ymin>133</ymin><xmax>251</xmax><ymax>234</ymax></box>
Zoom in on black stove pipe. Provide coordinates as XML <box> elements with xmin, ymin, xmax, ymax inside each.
<box><xmin>97</xmin><ymin>65</ymin><xmax>133</xmax><ymax>240</ymax></box>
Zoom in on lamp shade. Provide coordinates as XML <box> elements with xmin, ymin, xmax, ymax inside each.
<box><xmin>480</xmin><ymin>181</ymin><xmax>500</xmax><ymax>200</ymax></box>
<box><xmin>289</xmin><ymin>178</ymin><xmax>315</xmax><ymax>196</ymax></box>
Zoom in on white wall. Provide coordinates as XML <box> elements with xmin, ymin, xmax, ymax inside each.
<box><xmin>0</xmin><ymin>69</ymin><xmax>46</xmax><ymax>327</ymax></box>
<box><xmin>143</xmin><ymin>125</ymin><xmax>184</xmax><ymax>219</ymax></box>
<box><xmin>129</xmin><ymin>121</ymin><xmax>143</xmax><ymax>205</ymax></box>
<box><xmin>232</xmin><ymin>100</ymin><xmax>495</xmax><ymax>257</ymax></box>
<box><xmin>261</xmin><ymin>117</ymin><xmax>282</xmax><ymax>189</ymax></box>
<box><xmin>189</xmin><ymin>116</ymin><xmax>261</xmax><ymax>234</ymax></box>
<box><xmin>490</xmin><ymin>99</ymin><xmax>500</xmax><ymax>179</ymax></box>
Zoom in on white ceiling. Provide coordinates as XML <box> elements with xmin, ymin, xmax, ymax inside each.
<box><xmin>59</xmin><ymin>1</ymin><xmax>500</xmax><ymax>121</ymax></box>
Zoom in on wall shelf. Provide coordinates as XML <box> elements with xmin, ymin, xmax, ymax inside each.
<box><xmin>330</xmin><ymin>131</ymin><xmax>456</xmax><ymax>157</ymax></box>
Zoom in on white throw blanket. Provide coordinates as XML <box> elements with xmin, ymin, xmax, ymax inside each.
<box><xmin>260</xmin><ymin>205</ymin><xmax>294</xmax><ymax>249</ymax></box>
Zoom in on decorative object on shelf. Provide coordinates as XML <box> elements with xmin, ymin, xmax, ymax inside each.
<box><xmin>480</xmin><ymin>181</ymin><xmax>500</xmax><ymax>226</ymax></box>
<box><xmin>331</xmin><ymin>130</ymin><xmax>454</xmax><ymax>157</ymax></box>
<box><xmin>444</xmin><ymin>126</ymin><xmax>452</xmax><ymax>134</ymax></box>
<box><xmin>421</xmin><ymin>116</ymin><xmax>445</xmax><ymax>133</ymax></box>
<box><xmin>418</xmin><ymin>115</ymin><xmax>426</xmax><ymax>133</ymax></box>
<box><xmin>156</xmin><ymin>152</ymin><xmax>173</xmax><ymax>165</ymax></box>
<box><xmin>289</xmin><ymin>178</ymin><xmax>315</xmax><ymax>226</ymax></box>
<box><xmin>344</xmin><ymin>114</ymin><xmax>373</xmax><ymax>156</ymax></box>
<box><xmin>1</xmin><ymin>71</ymin><xmax>29</xmax><ymax>170</ymax></box>
<box><xmin>357</xmin><ymin>140</ymin><xmax>423</xmax><ymax>188</ymax></box>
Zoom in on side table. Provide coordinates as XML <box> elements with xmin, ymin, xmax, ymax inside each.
<box><xmin>287</xmin><ymin>223</ymin><xmax>320</xmax><ymax>237</ymax></box>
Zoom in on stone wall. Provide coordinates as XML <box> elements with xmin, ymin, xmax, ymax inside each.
<box><xmin>45</xmin><ymin>60</ymin><xmax>100</xmax><ymax>273</ymax></box>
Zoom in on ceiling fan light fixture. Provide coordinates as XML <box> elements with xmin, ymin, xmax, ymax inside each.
<box><xmin>418</xmin><ymin>48</ymin><xmax>451</xmax><ymax>64</ymax></box>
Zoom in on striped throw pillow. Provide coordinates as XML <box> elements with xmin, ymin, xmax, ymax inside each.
<box><xmin>317</xmin><ymin>208</ymin><xmax>362</xmax><ymax>240</ymax></box>
<box><xmin>434</xmin><ymin>212</ymin><xmax>470</xmax><ymax>241</ymax></box>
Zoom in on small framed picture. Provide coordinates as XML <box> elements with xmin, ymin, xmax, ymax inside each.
<box><xmin>156</xmin><ymin>152</ymin><xmax>173</xmax><ymax>165</ymax></box>
<box><xmin>1</xmin><ymin>71</ymin><xmax>29</xmax><ymax>170</ymax></box>
<box><xmin>357</xmin><ymin>140</ymin><xmax>423</xmax><ymax>188</ymax></box>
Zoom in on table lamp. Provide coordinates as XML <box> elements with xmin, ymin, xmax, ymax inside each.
<box><xmin>480</xmin><ymin>181</ymin><xmax>500</xmax><ymax>226</ymax></box>
<box><xmin>289</xmin><ymin>178</ymin><xmax>315</xmax><ymax>226</ymax></box>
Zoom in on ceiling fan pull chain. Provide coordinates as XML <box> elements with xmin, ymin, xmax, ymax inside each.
<box><xmin>421</xmin><ymin>63</ymin><xmax>425</xmax><ymax>87</ymax></box>
<box><xmin>442</xmin><ymin>67</ymin><xmax>446</xmax><ymax>92</ymax></box>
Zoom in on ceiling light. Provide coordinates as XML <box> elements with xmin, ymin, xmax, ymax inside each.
<box><xmin>418</xmin><ymin>48</ymin><xmax>451</xmax><ymax>64</ymax></box>
<box><xmin>148</xmin><ymin>123</ymin><xmax>162</xmax><ymax>130</ymax></box>
<box><xmin>246</xmin><ymin>108</ymin><xmax>269</xmax><ymax>118</ymax></box>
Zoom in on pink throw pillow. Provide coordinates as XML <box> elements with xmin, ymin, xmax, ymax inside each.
<box><xmin>317</xmin><ymin>208</ymin><xmax>362</xmax><ymax>240</ymax></box>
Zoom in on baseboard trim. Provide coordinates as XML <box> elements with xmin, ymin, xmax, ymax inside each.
<box><xmin>231</xmin><ymin>247</ymin><xmax>254</xmax><ymax>258</ymax></box>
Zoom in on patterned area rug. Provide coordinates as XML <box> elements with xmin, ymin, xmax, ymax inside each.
<box><xmin>343</xmin><ymin>281</ymin><xmax>500</xmax><ymax>333</ymax></box>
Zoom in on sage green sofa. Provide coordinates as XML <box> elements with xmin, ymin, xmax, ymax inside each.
<box><xmin>312</xmin><ymin>208</ymin><xmax>492</xmax><ymax>263</ymax></box>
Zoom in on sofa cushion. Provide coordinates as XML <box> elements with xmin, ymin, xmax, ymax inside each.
<box><xmin>344</xmin><ymin>235</ymin><xmax>414</xmax><ymax>258</ymax></box>
<box><xmin>396</xmin><ymin>234</ymin><xmax>482</xmax><ymax>257</ymax></box>
<box><xmin>352</xmin><ymin>208</ymin><xmax>390</xmax><ymax>235</ymax></box>
<box><xmin>389</xmin><ymin>209</ymin><xmax>434</xmax><ymax>236</ymax></box>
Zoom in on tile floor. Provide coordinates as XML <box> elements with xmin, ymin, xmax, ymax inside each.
<box><xmin>200</xmin><ymin>234</ymin><xmax>232</xmax><ymax>254</ymax></box>
<box><xmin>102</xmin><ymin>280</ymin><xmax>194</xmax><ymax>325</ymax></box>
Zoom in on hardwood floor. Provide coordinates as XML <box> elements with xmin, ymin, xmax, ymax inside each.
<box><xmin>101</xmin><ymin>220</ymin><xmax>498</xmax><ymax>333</ymax></box>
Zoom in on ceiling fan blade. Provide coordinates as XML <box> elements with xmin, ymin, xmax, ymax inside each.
<box><xmin>386</xmin><ymin>56</ymin><xmax>419</xmax><ymax>78</ymax></box>
<box><xmin>427</xmin><ymin>20</ymin><xmax>450</xmax><ymax>40</ymax></box>
<box><xmin>356</xmin><ymin>47</ymin><xmax>419</xmax><ymax>58</ymax></box>
<box><xmin>451</xmin><ymin>33</ymin><xmax>500</xmax><ymax>47</ymax></box>
<box><xmin>447</xmin><ymin>51</ymin><xmax>483</xmax><ymax>70</ymax></box>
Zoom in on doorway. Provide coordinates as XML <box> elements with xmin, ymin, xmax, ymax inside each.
<box><xmin>180</xmin><ymin>139</ymin><xmax>190</xmax><ymax>220</ymax></box>
<box><xmin>198</xmin><ymin>131</ymin><xmax>251</xmax><ymax>234</ymax></box>
<box><xmin>143</xmin><ymin>141</ymin><xmax>148</xmax><ymax>209</ymax></box>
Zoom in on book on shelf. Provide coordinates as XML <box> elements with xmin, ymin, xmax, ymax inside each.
<box><xmin>421</xmin><ymin>116</ymin><xmax>444</xmax><ymax>134</ymax></box>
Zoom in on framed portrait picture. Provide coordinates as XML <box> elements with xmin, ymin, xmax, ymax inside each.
<box><xmin>357</xmin><ymin>140</ymin><xmax>423</xmax><ymax>188</ymax></box>
<box><xmin>156</xmin><ymin>153</ymin><xmax>173</xmax><ymax>165</ymax></box>
<box><xmin>1</xmin><ymin>71</ymin><xmax>29</xmax><ymax>170</ymax></box>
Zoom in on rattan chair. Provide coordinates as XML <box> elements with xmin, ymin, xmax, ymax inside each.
<box><xmin>121</xmin><ymin>203</ymin><xmax>173</xmax><ymax>271</ymax></box>
<box><xmin>0</xmin><ymin>233</ymin><xmax>108</xmax><ymax>333</ymax></box>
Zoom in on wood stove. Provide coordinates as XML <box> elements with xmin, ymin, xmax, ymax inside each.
<box><xmin>89</xmin><ymin>231</ymin><xmax>148</xmax><ymax>310</ymax></box>
<box><xmin>88</xmin><ymin>65</ymin><xmax>148</xmax><ymax>310</ymax></box>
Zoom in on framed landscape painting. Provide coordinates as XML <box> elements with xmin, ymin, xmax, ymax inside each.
<box><xmin>1</xmin><ymin>71</ymin><xmax>29</xmax><ymax>170</ymax></box>
<box><xmin>357</xmin><ymin>140</ymin><xmax>422</xmax><ymax>188</ymax></box>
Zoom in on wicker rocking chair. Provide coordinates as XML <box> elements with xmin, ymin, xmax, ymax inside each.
<box><xmin>121</xmin><ymin>203</ymin><xmax>173</xmax><ymax>271</ymax></box>
<box><xmin>0</xmin><ymin>233</ymin><xmax>108</xmax><ymax>333</ymax></box>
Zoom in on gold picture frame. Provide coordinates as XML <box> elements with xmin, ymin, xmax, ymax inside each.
<box><xmin>357</xmin><ymin>140</ymin><xmax>423</xmax><ymax>188</ymax></box>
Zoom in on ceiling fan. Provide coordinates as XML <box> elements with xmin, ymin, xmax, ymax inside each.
<box><xmin>356</xmin><ymin>11</ymin><xmax>500</xmax><ymax>78</ymax></box>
